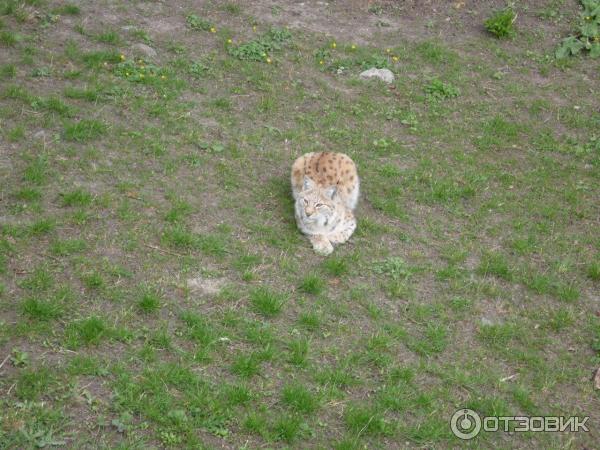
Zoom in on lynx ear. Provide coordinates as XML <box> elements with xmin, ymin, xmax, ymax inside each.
<box><xmin>303</xmin><ymin>176</ymin><xmax>316</xmax><ymax>191</ymax></box>
<box><xmin>324</xmin><ymin>185</ymin><xmax>337</xmax><ymax>200</ymax></box>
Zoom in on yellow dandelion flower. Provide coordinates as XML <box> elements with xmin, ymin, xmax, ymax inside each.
<box><xmin>161</xmin><ymin>75</ymin><xmax>166</xmax><ymax>79</ymax></box>
<box><xmin>210</xmin><ymin>27</ymin><xmax>216</xmax><ymax>33</ymax></box>
<box><xmin>392</xmin><ymin>56</ymin><xmax>399</xmax><ymax>62</ymax></box>
<box><xmin>351</xmin><ymin>44</ymin><xmax>356</xmax><ymax>50</ymax></box>
<box><xmin>266</xmin><ymin>57</ymin><xmax>272</xmax><ymax>64</ymax></box>
<box><xmin>319</xmin><ymin>60</ymin><xmax>324</xmax><ymax>65</ymax></box>
<box><xmin>125</xmin><ymin>72</ymin><xmax>130</xmax><ymax>76</ymax></box>
<box><xmin>252</xmin><ymin>26</ymin><xmax>256</xmax><ymax>32</ymax></box>
<box><xmin>120</xmin><ymin>54</ymin><xmax>125</xmax><ymax>60</ymax></box>
<box><xmin>386</xmin><ymin>48</ymin><xmax>391</xmax><ymax>53</ymax></box>
<box><xmin>227</xmin><ymin>38</ymin><xmax>233</xmax><ymax>44</ymax></box>
<box><xmin>331</xmin><ymin>42</ymin><xmax>337</xmax><ymax>49</ymax></box>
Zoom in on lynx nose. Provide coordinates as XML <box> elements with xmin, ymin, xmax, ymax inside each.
<box><xmin>305</xmin><ymin>207</ymin><xmax>315</xmax><ymax>216</ymax></box>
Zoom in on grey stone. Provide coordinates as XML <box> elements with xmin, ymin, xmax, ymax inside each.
<box><xmin>131</xmin><ymin>43</ymin><xmax>157</xmax><ymax>59</ymax></box>
<box><xmin>359</xmin><ymin>67</ymin><xmax>395</xmax><ymax>84</ymax></box>
<box><xmin>33</xmin><ymin>130</ymin><xmax>46</xmax><ymax>140</ymax></box>
<box><xmin>186</xmin><ymin>277</ymin><xmax>225</xmax><ymax>296</ymax></box>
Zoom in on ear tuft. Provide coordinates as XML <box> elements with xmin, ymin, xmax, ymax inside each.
<box><xmin>324</xmin><ymin>185</ymin><xmax>337</xmax><ymax>199</ymax></box>
<box><xmin>303</xmin><ymin>176</ymin><xmax>316</xmax><ymax>191</ymax></box>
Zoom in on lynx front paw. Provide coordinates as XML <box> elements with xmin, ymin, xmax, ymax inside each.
<box><xmin>310</xmin><ymin>235</ymin><xmax>334</xmax><ymax>256</ymax></box>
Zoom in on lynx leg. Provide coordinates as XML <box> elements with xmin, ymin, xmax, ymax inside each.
<box><xmin>309</xmin><ymin>234</ymin><xmax>334</xmax><ymax>256</ymax></box>
<box><xmin>327</xmin><ymin>212</ymin><xmax>356</xmax><ymax>245</ymax></box>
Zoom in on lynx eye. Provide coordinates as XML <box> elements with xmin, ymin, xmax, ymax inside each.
<box><xmin>315</xmin><ymin>203</ymin><xmax>324</xmax><ymax>208</ymax></box>
<box><xmin>303</xmin><ymin>199</ymin><xmax>309</xmax><ymax>205</ymax></box>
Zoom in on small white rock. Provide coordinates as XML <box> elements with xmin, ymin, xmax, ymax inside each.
<box><xmin>186</xmin><ymin>277</ymin><xmax>225</xmax><ymax>295</ymax></box>
<box><xmin>359</xmin><ymin>67</ymin><xmax>395</xmax><ymax>84</ymax></box>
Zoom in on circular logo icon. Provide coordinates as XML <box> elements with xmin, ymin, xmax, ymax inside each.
<box><xmin>450</xmin><ymin>409</ymin><xmax>481</xmax><ymax>440</ymax></box>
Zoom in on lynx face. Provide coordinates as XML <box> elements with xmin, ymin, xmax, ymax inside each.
<box><xmin>295</xmin><ymin>177</ymin><xmax>339</xmax><ymax>230</ymax></box>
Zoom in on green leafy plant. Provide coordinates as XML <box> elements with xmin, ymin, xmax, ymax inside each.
<box><xmin>424</xmin><ymin>79</ymin><xmax>459</xmax><ymax>101</ymax></box>
<box><xmin>373</xmin><ymin>257</ymin><xmax>412</xmax><ymax>280</ymax></box>
<box><xmin>228</xmin><ymin>27</ymin><xmax>291</xmax><ymax>61</ymax></box>
<box><xmin>485</xmin><ymin>7</ymin><xmax>517</xmax><ymax>38</ymax></box>
<box><xmin>357</xmin><ymin>53</ymin><xmax>391</xmax><ymax>70</ymax></box>
<box><xmin>11</xmin><ymin>349</ymin><xmax>29</xmax><ymax>367</ymax></box>
<box><xmin>314</xmin><ymin>47</ymin><xmax>331</xmax><ymax>63</ymax></box>
<box><xmin>556</xmin><ymin>0</ymin><xmax>600</xmax><ymax>58</ymax></box>
<box><xmin>114</xmin><ymin>58</ymin><xmax>167</xmax><ymax>83</ymax></box>
<box><xmin>186</xmin><ymin>14</ymin><xmax>212</xmax><ymax>31</ymax></box>
<box><xmin>189</xmin><ymin>60</ymin><xmax>210</xmax><ymax>78</ymax></box>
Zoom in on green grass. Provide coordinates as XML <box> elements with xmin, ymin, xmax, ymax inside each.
<box><xmin>298</xmin><ymin>273</ymin><xmax>325</xmax><ymax>295</ymax></box>
<box><xmin>137</xmin><ymin>291</ymin><xmax>161</xmax><ymax>313</ymax></box>
<box><xmin>231</xmin><ymin>352</ymin><xmax>263</xmax><ymax>378</ymax></box>
<box><xmin>322</xmin><ymin>257</ymin><xmax>350</xmax><ymax>276</ymax></box>
<box><xmin>15</xmin><ymin>187</ymin><xmax>41</xmax><ymax>201</ymax></box>
<box><xmin>54</xmin><ymin>4</ymin><xmax>80</xmax><ymax>15</ymax></box>
<box><xmin>22</xmin><ymin>296</ymin><xmax>62</xmax><ymax>321</ymax></box>
<box><xmin>64</xmin><ymin>85</ymin><xmax>100</xmax><ymax>101</ymax></box>
<box><xmin>282</xmin><ymin>383</ymin><xmax>318</xmax><ymax>413</ymax></box>
<box><xmin>485</xmin><ymin>8</ymin><xmax>517</xmax><ymax>38</ymax></box>
<box><xmin>81</xmin><ymin>50</ymin><xmax>121</xmax><ymax>68</ymax></box>
<box><xmin>63</xmin><ymin>119</ymin><xmax>107</xmax><ymax>141</ymax></box>
<box><xmin>1</xmin><ymin>1</ymin><xmax>598</xmax><ymax>448</ymax></box>
<box><xmin>23</xmin><ymin>156</ymin><xmax>48</xmax><ymax>185</ymax></box>
<box><xmin>81</xmin><ymin>271</ymin><xmax>104</xmax><ymax>290</ymax></box>
<box><xmin>0</xmin><ymin>63</ymin><xmax>17</xmax><ymax>78</ymax></box>
<box><xmin>249</xmin><ymin>287</ymin><xmax>286</xmax><ymax>317</ymax></box>
<box><xmin>7</xmin><ymin>125</ymin><xmax>24</xmax><ymax>141</ymax></box>
<box><xmin>343</xmin><ymin>403</ymin><xmax>389</xmax><ymax>435</ymax></box>
<box><xmin>96</xmin><ymin>30</ymin><xmax>121</xmax><ymax>45</ymax></box>
<box><xmin>20</xmin><ymin>266</ymin><xmax>54</xmax><ymax>292</ymax></box>
<box><xmin>287</xmin><ymin>338</ymin><xmax>309</xmax><ymax>366</ymax></box>
<box><xmin>28</xmin><ymin>218</ymin><xmax>55</xmax><ymax>235</ymax></box>
<box><xmin>0</xmin><ymin>29</ymin><xmax>17</xmax><ymax>46</ymax></box>
<box><xmin>60</xmin><ymin>188</ymin><xmax>93</xmax><ymax>207</ymax></box>
<box><xmin>588</xmin><ymin>262</ymin><xmax>600</xmax><ymax>281</ymax></box>
<box><xmin>15</xmin><ymin>367</ymin><xmax>55</xmax><ymax>401</ymax></box>
<box><xmin>33</xmin><ymin>96</ymin><xmax>75</xmax><ymax>117</ymax></box>
<box><xmin>66</xmin><ymin>316</ymin><xmax>108</xmax><ymax>347</ymax></box>
<box><xmin>50</xmin><ymin>238</ymin><xmax>86</xmax><ymax>256</ymax></box>
<box><xmin>477</xmin><ymin>251</ymin><xmax>513</xmax><ymax>281</ymax></box>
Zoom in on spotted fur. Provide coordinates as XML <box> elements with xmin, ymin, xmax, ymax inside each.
<box><xmin>291</xmin><ymin>152</ymin><xmax>359</xmax><ymax>255</ymax></box>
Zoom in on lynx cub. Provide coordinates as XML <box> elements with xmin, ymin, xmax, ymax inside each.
<box><xmin>291</xmin><ymin>152</ymin><xmax>359</xmax><ymax>255</ymax></box>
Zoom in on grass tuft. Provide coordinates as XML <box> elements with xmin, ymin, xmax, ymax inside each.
<box><xmin>137</xmin><ymin>291</ymin><xmax>161</xmax><ymax>313</ymax></box>
<box><xmin>22</xmin><ymin>296</ymin><xmax>62</xmax><ymax>321</ymax></box>
<box><xmin>344</xmin><ymin>404</ymin><xmax>388</xmax><ymax>435</ymax></box>
<box><xmin>250</xmin><ymin>287</ymin><xmax>286</xmax><ymax>317</ymax></box>
<box><xmin>477</xmin><ymin>251</ymin><xmax>513</xmax><ymax>281</ymax></box>
<box><xmin>67</xmin><ymin>316</ymin><xmax>108</xmax><ymax>347</ymax></box>
<box><xmin>64</xmin><ymin>119</ymin><xmax>107</xmax><ymax>141</ymax></box>
<box><xmin>282</xmin><ymin>383</ymin><xmax>318</xmax><ymax>414</ymax></box>
<box><xmin>298</xmin><ymin>274</ymin><xmax>325</xmax><ymax>295</ymax></box>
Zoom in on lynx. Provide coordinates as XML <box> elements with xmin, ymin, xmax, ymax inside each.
<box><xmin>291</xmin><ymin>152</ymin><xmax>359</xmax><ymax>255</ymax></box>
